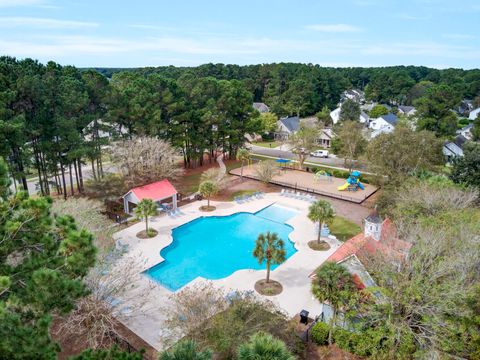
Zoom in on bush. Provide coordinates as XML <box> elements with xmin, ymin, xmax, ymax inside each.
<box><xmin>310</xmin><ymin>322</ymin><xmax>329</xmax><ymax>345</ymax></box>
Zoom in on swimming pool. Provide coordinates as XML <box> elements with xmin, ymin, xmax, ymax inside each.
<box><xmin>145</xmin><ymin>204</ymin><xmax>298</xmax><ymax>291</ymax></box>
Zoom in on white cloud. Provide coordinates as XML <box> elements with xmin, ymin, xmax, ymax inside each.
<box><xmin>0</xmin><ymin>17</ymin><xmax>98</xmax><ymax>29</ymax></box>
<box><xmin>305</xmin><ymin>24</ymin><xmax>363</xmax><ymax>33</ymax></box>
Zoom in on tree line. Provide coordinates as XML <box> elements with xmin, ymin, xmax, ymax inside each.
<box><xmin>93</xmin><ymin>63</ymin><xmax>480</xmax><ymax>117</ymax></box>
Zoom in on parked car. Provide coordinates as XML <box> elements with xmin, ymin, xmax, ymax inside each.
<box><xmin>310</xmin><ymin>149</ymin><xmax>329</xmax><ymax>158</ymax></box>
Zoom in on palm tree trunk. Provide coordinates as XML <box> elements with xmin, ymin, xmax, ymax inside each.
<box><xmin>328</xmin><ymin>307</ymin><xmax>337</xmax><ymax>345</ymax></box>
<box><xmin>266</xmin><ymin>261</ymin><xmax>271</xmax><ymax>283</ymax></box>
<box><xmin>240</xmin><ymin>161</ymin><xmax>244</xmax><ymax>180</ymax></box>
<box><xmin>145</xmin><ymin>215</ymin><xmax>149</xmax><ymax>233</ymax></box>
<box><xmin>318</xmin><ymin>221</ymin><xmax>323</xmax><ymax>244</ymax></box>
<box><xmin>207</xmin><ymin>197</ymin><xmax>210</xmax><ymax>207</ymax></box>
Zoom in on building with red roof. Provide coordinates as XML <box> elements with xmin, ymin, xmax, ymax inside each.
<box><xmin>326</xmin><ymin>209</ymin><xmax>411</xmax><ymax>289</ymax></box>
<box><xmin>122</xmin><ymin>179</ymin><xmax>178</xmax><ymax>214</ymax></box>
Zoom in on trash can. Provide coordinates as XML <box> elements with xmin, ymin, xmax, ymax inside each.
<box><xmin>299</xmin><ymin>309</ymin><xmax>309</xmax><ymax>325</ymax></box>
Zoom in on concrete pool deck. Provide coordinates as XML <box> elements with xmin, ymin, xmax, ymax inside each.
<box><xmin>112</xmin><ymin>193</ymin><xmax>345</xmax><ymax>350</ymax></box>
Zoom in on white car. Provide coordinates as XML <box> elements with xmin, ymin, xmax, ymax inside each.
<box><xmin>310</xmin><ymin>149</ymin><xmax>329</xmax><ymax>158</ymax></box>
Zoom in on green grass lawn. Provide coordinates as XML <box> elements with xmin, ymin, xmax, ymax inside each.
<box><xmin>329</xmin><ymin>216</ymin><xmax>361</xmax><ymax>241</ymax></box>
<box><xmin>253</xmin><ymin>141</ymin><xmax>279</xmax><ymax>148</ymax></box>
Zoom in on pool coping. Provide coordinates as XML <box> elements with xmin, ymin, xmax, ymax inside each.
<box><xmin>112</xmin><ymin>193</ymin><xmax>344</xmax><ymax>351</ymax></box>
<box><xmin>142</xmin><ymin>204</ymin><xmax>302</xmax><ymax>292</ymax></box>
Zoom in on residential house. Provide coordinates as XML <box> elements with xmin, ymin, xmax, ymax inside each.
<box><xmin>330</xmin><ymin>106</ymin><xmax>369</xmax><ymax>125</ymax></box>
<box><xmin>253</xmin><ymin>102</ymin><xmax>270</xmax><ymax>113</ymax></box>
<box><xmin>340</xmin><ymin>89</ymin><xmax>365</xmax><ymax>104</ymax></box>
<box><xmin>318</xmin><ymin>128</ymin><xmax>334</xmax><ymax>148</ymax></box>
<box><xmin>83</xmin><ymin>119</ymin><xmax>128</xmax><ymax>141</ymax></box>
<box><xmin>274</xmin><ymin>116</ymin><xmax>300</xmax><ymax>140</ymax></box>
<box><xmin>443</xmin><ymin>134</ymin><xmax>468</xmax><ymax>162</ymax></box>
<box><xmin>325</xmin><ymin>210</ymin><xmax>411</xmax><ymax>289</ymax></box>
<box><xmin>274</xmin><ymin>116</ymin><xmax>334</xmax><ymax>148</ymax></box>
<box><xmin>397</xmin><ymin>105</ymin><xmax>416</xmax><ymax>116</ymax></box>
<box><xmin>458</xmin><ymin>100</ymin><xmax>474</xmax><ymax>116</ymax></box>
<box><xmin>457</xmin><ymin>123</ymin><xmax>474</xmax><ymax>140</ymax></box>
<box><xmin>369</xmin><ymin>113</ymin><xmax>398</xmax><ymax>138</ymax></box>
<box><xmin>469</xmin><ymin>107</ymin><xmax>480</xmax><ymax>120</ymax></box>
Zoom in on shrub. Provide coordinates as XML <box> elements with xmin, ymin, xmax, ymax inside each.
<box><xmin>333</xmin><ymin>328</ymin><xmax>356</xmax><ymax>353</ymax></box>
<box><xmin>310</xmin><ymin>322</ymin><xmax>329</xmax><ymax>345</ymax></box>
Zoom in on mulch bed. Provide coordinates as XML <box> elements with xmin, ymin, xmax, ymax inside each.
<box><xmin>199</xmin><ymin>205</ymin><xmax>216</xmax><ymax>212</ymax></box>
<box><xmin>254</xmin><ymin>279</ymin><xmax>283</xmax><ymax>296</ymax></box>
<box><xmin>308</xmin><ymin>240</ymin><xmax>331</xmax><ymax>251</ymax></box>
<box><xmin>136</xmin><ymin>229</ymin><xmax>158</xmax><ymax>239</ymax></box>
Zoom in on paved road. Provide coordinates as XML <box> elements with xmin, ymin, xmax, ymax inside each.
<box><xmin>249</xmin><ymin>145</ymin><xmax>346</xmax><ymax>167</ymax></box>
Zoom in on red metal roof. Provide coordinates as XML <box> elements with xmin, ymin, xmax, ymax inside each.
<box><xmin>130</xmin><ymin>179</ymin><xmax>177</xmax><ymax>201</ymax></box>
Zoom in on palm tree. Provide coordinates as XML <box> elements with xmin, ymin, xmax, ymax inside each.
<box><xmin>311</xmin><ymin>262</ymin><xmax>357</xmax><ymax>345</ymax></box>
<box><xmin>253</xmin><ymin>232</ymin><xmax>286</xmax><ymax>283</ymax></box>
<box><xmin>308</xmin><ymin>200</ymin><xmax>334</xmax><ymax>244</ymax></box>
<box><xmin>237</xmin><ymin>148</ymin><xmax>251</xmax><ymax>180</ymax></box>
<box><xmin>159</xmin><ymin>340</ymin><xmax>212</xmax><ymax>360</ymax></box>
<box><xmin>237</xmin><ymin>332</ymin><xmax>295</xmax><ymax>360</ymax></box>
<box><xmin>134</xmin><ymin>198</ymin><xmax>158</xmax><ymax>234</ymax></box>
<box><xmin>198</xmin><ymin>180</ymin><xmax>218</xmax><ymax>208</ymax></box>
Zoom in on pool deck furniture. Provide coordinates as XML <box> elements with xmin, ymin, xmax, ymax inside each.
<box><xmin>111</xmin><ymin>192</ymin><xmax>343</xmax><ymax>351</ymax></box>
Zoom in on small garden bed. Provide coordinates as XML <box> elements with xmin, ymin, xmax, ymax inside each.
<box><xmin>308</xmin><ymin>240</ymin><xmax>331</xmax><ymax>251</ymax></box>
<box><xmin>199</xmin><ymin>205</ymin><xmax>216</xmax><ymax>212</ymax></box>
<box><xmin>255</xmin><ymin>279</ymin><xmax>283</xmax><ymax>296</ymax></box>
<box><xmin>136</xmin><ymin>229</ymin><xmax>158</xmax><ymax>239</ymax></box>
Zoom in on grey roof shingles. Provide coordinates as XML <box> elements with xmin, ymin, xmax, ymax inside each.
<box><xmin>381</xmin><ymin>113</ymin><xmax>398</xmax><ymax>125</ymax></box>
<box><xmin>279</xmin><ymin>116</ymin><xmax>300</xmax><ymax>133</ymax></box>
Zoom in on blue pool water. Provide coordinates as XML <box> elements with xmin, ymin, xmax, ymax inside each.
<box><xmin>145</xmin><ymin>204</ymin><xmax>298</xmax><ymax>291</ymax></box>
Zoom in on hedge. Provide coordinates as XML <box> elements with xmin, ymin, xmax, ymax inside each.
<box><xmin>310</xmin><ymin>322</ymin><xmax>329</xmax><ymax>345</ymax></box>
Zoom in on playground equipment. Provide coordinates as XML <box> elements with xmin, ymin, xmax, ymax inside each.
<box><xmin>338</xmin><ymin>170</ymin><xmax>365</xmax><ymax>191</ymax></box>
<box><xmin>314</xmin><ymin>170</ymin><xmax>333</xmax><ymax>182</ymax></box>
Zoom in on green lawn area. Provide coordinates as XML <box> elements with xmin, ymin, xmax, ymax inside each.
<box><xmin>176</xmin><ymin>172</ymin><xmax>203</xmax><ymax>194</ymax></box>
<box><xmin>253</xmin><ymin>141</ymin><xmax>279</xmax><ymax>148</ymax></box>
<box><xmin>329</xmin><ymin>216</ymin><xmax>361</xmax><ymax>241</ymax></box>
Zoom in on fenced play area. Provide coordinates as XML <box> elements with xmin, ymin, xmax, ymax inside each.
<box><xmin>230</xmin><ymin>164</ymin><xmax>377</xmax><ymax>204</ymax></box>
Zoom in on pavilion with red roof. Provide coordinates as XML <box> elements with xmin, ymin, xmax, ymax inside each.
<box><xmin>122</xmin><ymin>179</ymin><xmax>178</xmax><ymax>214</ymax></box>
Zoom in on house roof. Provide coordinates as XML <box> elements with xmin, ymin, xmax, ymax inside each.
<box><xmin>380</xmin><ymin>113</ymin><xmax>398</xmax><ymax>125</ymax></box>
<box><xmin>127</xmin><ymin>179</ymin><xmax>177</xmax><ymax>202</ymax></box>
<box><xmin>327</xmin><ymin>218</ymin><xmax>411</xmax><ymax>264</ymax></box>
<box><xmin>278</xmin><ymin>116</ymin><xmax>300</xmax><ymax>133</ymax></box>
<box><xmin>365</xmin><ymin>208</ymin><xmax>382</xmax><ymax>223</ymax></box>
<box><xmin>454</xmin><ymin>134</ymin><xmax>467</xmax><ymax>148</ymax></box>
<box><xmin>398</xmin><ymin>105</ymin><xmax>415</xmax><ymax>113</ymax></box>
<box><xmin>253</xmin><ymin>102</ymin><xmax>270</xmax><ymax>113</ymax></box>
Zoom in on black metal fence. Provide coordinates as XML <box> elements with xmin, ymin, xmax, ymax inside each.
<box><xmin>230</xmin><ymin>171</ymin><xmax>374</xmax><ymax>204</ymax></box>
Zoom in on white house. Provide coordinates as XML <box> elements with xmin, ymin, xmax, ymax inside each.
<box><xmin>469</xmin><ymin>107</ymin><xmax>480</xmax><ymax>120</ymax></box>
<box><xmin>340</xmin><ymin>89</ymin><xmax>365</xmax><ymax>104</ymax></box>
<box><xmin>369</xmin><ymin>113</ymin><xmax>398</xmax><ymax>138</ymax></box>
<box><xmin>83</xmin><ymin>119</ymin><xmax>128</xmax><ymax>141</ymax></box>
<box><xmin>253</xmin><ymin>102</ymin><xmax>270</xmax><ymax>113</ymax></box>
<box><xmin>330</xmin><ymin>106</ymin><xmax>369</xmax><ymax>125</ymax></box>
<box><xmin>443</xmin><ymin>135</ymin><xmax>467</xmax><ymax>162</ymax></box>
<box><xmin>398</xmin><ymin>105</ymin><xmax>417</xmax><ymax>117</ymax></box>
<box><xmin>122</xmin><ymin>179</ymin><xmax>178</xmax><ymax>214</ymax></box>
<box><xmin>457</xmin><ymin>123</ymin><xmax>474</xmax><ymax>140</ymax></box>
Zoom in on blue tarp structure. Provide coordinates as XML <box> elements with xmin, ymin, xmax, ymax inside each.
<box><xmin>275</xmin><ymin>158</ymin><xmax>291</xmax><ymax>164</ymax></box>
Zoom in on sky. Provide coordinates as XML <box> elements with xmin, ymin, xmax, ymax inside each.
<box><xmin>0</xmin><ymin>0</ymin><xmax>479</xmax><ymax>69</ymax></box>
